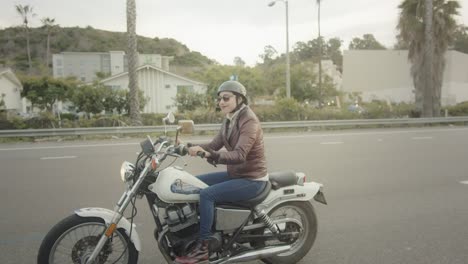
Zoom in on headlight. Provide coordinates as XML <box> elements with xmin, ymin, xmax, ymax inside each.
<box><xmin>120</xmin><ymin>161</ymin><xmax>135</xmax><ymax>182</ymax></box>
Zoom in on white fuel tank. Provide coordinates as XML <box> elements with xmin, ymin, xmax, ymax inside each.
<box><xmin>149</xmin><ymin>167</ymin><xmax>208</xmax><ymax>203</ymax></box>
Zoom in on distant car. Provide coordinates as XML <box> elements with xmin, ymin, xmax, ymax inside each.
<box><xmin>347</xmin><ymin>104</ymin><xmax>366</xmax><ymax>114</ymax></box>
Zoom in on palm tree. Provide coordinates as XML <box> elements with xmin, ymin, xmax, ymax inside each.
<box><xmin>126</xmin><ymin>0</ymin><xmax>141</xmax><ymax>125</ymax></box>
<box><xmin>15</xmin><ymin>4</ymin><xmax>36</xmax><ymax>74</ymax></box>
<box><xmin>397</xmin><ymin>0</ymin><xmax>460</xmax><ymax>117</ymax></box>
<box><xmin>423</xmin><ymin>0</ymin><xmax>434</xmax><ymax>117</ymax></box>
<box><xmin>41</xmin><ymin>17</ymin><xmax>57</xmax><ymax>75</ymax></box>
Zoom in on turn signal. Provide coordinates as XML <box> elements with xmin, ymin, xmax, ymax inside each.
<box><xmin>105</xmin><ymin>223</ymin><xmax>117</xmax><ymax>237</ymax></box>
<box><xmin>151</xmin><ymin>158</ymin><xmax>158</xmax><ymax>170</ymax></box>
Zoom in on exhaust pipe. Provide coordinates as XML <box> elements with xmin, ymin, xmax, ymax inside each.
<box><xmin>214</xmin><ymin>245</ymin><xmax>291</xmax><ymax>264</ymax></box>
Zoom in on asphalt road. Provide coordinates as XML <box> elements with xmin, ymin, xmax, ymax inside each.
<box><xmin>1</xmin><ymin>126</ymin><xmax>468</xmax><ymax>264</ymax></box>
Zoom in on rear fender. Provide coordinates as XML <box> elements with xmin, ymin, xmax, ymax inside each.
<box><xmin>74</xmin><ymin>207</ymin><xmax>142</xmax><ymax>251</ymax></box>
<box><xmin>256</xmin><ymin>182</ymin><xmax>326</xmax><ymax>213</ymax></box>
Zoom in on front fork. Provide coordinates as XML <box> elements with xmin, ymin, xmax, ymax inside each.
<box><xmin>86</xmin><ymin>162</ymin><xmax>151</xmax><ymax>264</ymax></box>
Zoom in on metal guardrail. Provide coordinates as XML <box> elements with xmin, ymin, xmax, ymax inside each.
<box><xmin>1</xmin><ymin>117</ymin><xmax>468</xmax><ymax>138</ymax></box>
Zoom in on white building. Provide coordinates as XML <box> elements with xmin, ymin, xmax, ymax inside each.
<box><xmin>315</xmin><ymin>59</ymin><xmax>343</xmax><ymax>91</ymax></box>
<box><xmin>100</xmin><ymin>64</ymin><xmax>207</xmax><ymax>113</ymax></box>
<box><xmin>0</xmin><ymin>68</ymin><xmax>23</xmax><ymax>114</ymax></box>
<box><xmin>342</xmin><ymin>50</ymin><xmax>468</xmax><ymax>106</ymax></box>
<box><xmin>53</xmin><ymin>51</ymin><xmax>172</xmax><ymax>83</ymax></box>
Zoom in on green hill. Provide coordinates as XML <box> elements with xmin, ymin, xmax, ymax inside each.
<box><xmin>0</xmin><ymin>26</ymin><xmax>214</xmax><ymax>75</ymax></box>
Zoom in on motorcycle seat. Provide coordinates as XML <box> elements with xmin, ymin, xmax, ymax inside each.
<box><xmin>269</xmin><ymin>170</ymin><xmax>297</xmax><ymax>190</ymax></box>
<box><xmin>217</xmin><ymin>181</ymin><xmax>271</xmax><ymax>209</ymax></box>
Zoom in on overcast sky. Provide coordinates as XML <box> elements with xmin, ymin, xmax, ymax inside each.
<box><xmin>1</xmin><ymin>0</ymin><xmax>467</xmax><ymax>66</ymax></box>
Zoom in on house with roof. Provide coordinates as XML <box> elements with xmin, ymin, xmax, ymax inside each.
<box><xmin>99</xmin><ymin>64</ymin><xmax>207</xmax><ymax>113</ymax></box>
<box><xmin>0</xmin><ymin>68</ymin><xmax>23</xmax><ymax>114</ymax></box>
<box><xmin>52</xmin><ymin>51</ymin><xmax>207</xmax><ymax>114</ymax></box>
<box><xmin>53</xmin><ymin>51</ymin><xmax>172</xmax><ymax>82</ymax></box>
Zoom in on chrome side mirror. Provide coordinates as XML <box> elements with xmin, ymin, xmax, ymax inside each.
<box><xmin>162</xmin><ymin>112</ymin><xmax>175</xmax><ymax>135</ymax></box>
<box><xmin>163</xmin><ymin>112</ymin><xmax>175</xmax><ymax>124</ymax></box>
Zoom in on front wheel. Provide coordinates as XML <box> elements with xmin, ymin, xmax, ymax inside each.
<box><xmin>37</xmin><ymin>214</ymin><xmax>138</xmax><ymax>264</ymax></box>
<box><xmin>253</xmin><ymin>201</ymin><xmax>318</xmax><ymax>264</ymax></box>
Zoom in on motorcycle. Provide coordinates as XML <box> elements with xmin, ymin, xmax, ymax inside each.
<box><xmin>37</xmin><ymin>115</ymin><xmax>327</xmax><ymax>264</ymax></box>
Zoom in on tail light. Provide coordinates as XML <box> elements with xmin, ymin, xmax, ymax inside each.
<box><xmin>295</xmin><ymin>172</ymin><xmax>306</xmax><ymax>185</ymax></box>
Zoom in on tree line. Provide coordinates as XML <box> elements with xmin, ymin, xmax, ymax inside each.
<box><xmin>5</xmin><ymin>1</ymin><xmax>468</xmax><ymax>121</ymax></box>
<box><xmin>2</xmin><ymin>5</ymin><xmax>214</xmax><ymax>76</ymax></box>
<box><xmin>19</xmin><ymin>75</ymin><xmax>147</xmax><ymax>117</ymax></box>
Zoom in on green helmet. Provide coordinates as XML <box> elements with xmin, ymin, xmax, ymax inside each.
<box><xmin>217</xmin><ymin>80</ymin><xmax>248</xmax><ymax>104</ymax></box>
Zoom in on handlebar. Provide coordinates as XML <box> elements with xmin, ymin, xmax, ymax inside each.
<box><xmin>139</xmin><ymin>137</ymin><xmax>212</xmax><ymax>175</ymax></box>
<box><xmin>148</xmin><ymin>139</ymin><xmax>205</xmax><ymax>167</ymax></box>
<box><xmin>173</xmin><ymin>145</ymin><xmax>189</xmax><ymax>156</ymax></box>
<box><xmin>186</xmin><ymin>143</ymin><xmax>206</xmax><ymax>158</ymax></box>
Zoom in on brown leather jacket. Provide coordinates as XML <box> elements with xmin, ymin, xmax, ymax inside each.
<box><xmin>199</xmin><ymin>106</ymin><xmax>267</xmax><ymax>179</ymax></box>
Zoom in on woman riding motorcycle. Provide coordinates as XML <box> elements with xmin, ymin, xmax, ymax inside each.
<box><xmin>174</xmin><ymin>80</ymin><xmax>269</xmax><ymax>264</ymax></box>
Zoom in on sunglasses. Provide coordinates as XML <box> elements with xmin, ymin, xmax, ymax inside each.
<box><xmin>217</xmin><ymin>94</ymin><xmax>234</xmax><ymax>102</ymax></box>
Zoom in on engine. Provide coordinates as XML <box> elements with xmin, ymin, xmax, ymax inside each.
<box><xmin>161</xmin><ymin>203</ymin><xmax>199</xmax><ymax>232</ymax></box>
<box><xmin>156</xmin><ymin>202</ymin><xmax>224</xmax><ymax>255</ymax></box>
<box><xmin>155</xmin><ymin>203</ymin><xmax>201</xmax><ymax>255</ymax></box>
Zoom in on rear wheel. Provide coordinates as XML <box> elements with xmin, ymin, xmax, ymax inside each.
<box><xmin>37</xmin><ymin>214</ymin><xmax>138</xmax><ymax>264</ymax></box>
<box><xmin>252</xmin><ymin>202</ymin><xmax>317</xmax><ymax>264</ymax></box>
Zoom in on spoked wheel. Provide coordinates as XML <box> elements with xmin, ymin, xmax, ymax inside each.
<box><xmin>37</xmin><ymin>214</ymin><xmax>138</xmax><ymax>264</ymax></box>
<box><xmin>251</xmin><ymin>202</ymin><xmax>317</xmax><ymax>264</ymax></box>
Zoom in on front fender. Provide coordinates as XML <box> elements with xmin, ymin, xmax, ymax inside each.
<box><xmin>256</xmin><ymin>182</ymin><xmax>326</xmax><ymax>213</ymax></box>
<box><xmin>74</xmin><ymin>207</ymin><xmax>142</xmax><ymax>252</ymax></box>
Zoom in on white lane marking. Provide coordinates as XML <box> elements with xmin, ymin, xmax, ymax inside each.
<box><xmin>320</xmin><ymin>141</ymin><xmax>343</xmax><ymax>145</ymax></box>
<box><xmin>412</xmin><ymin>136</ymin><xmax>433</xmax><ymax>140</ymax></box>
<box><xmin>459</xmin><ymin>181</ymin><xmax>468</xmax><ymax>185</ymax></box>
<box><xmin>40</xmin><ymin>156</ymin><xmax>77</xmax><ymax>160</ymax></box>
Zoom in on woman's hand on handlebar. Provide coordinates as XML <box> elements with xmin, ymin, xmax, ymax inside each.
<box><xmin>188</xmin><ymin>146</ymin><xmax>211</xmax><ymax>158</ymax></box>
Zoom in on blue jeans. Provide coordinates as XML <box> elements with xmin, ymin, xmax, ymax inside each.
<box><xmin>197</xmin><ymin>171</ymin><xmax>266</xmax><ymax>240</ymax></box>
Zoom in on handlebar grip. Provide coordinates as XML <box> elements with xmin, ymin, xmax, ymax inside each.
<box><xmin>196</xmin><ymin>151</ymin><xmax>205</xmax><ymax>158</ymax></box>
<box><xmin>172</xmin><ymin>145</ymin><xmax>189</xmax><ymax>156</ymax></box>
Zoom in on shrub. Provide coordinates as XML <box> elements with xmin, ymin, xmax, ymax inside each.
<box><xmin>274</xmin><ymin>98</ymin><xmax>304</xmax><ymax>121</ymax></box>
<box><xmin>141</xmin><ymin>113</ymin><xmax>168</xmax><ymax>126</ymax></box>
<box><xmin>60</xmin><ymin>113</ymin><xmax>77</xmax><ymax>121</ymax></box>
<box><xmin>391</xmin><ymin>102</ymin><xmax>416</xmax><ymax>118</ymax></box>
<box><xmin>250</xmin><ymin>105</ymin><xmax>279</xmax><ymax>122</ymax></box>
<box><xmin>91</xmin><ymin>116</ymin><xmax>129</xmax><ymax>127</ymax></box>
<box><xmin>8</xmin><ymin>116</ymin><xmax>27</xmax><ymax>129</ymax></box>
<box><xmin>61</xmin><ymin>119</ymin><xmax>76</xmax><ymax>128</ymax></box>
<box><xmin>304</xmin><ymin>107</ymin><xmax>361</xmax><ymax>120</ymax></box>
<box><xmin>361</xmin><ymin>100</ymin><xmax>392</xmax><ymax>119</ymax></box>
<box><xmin>0</xmin><ymin>119</ymin><xmax>15</xmax><ymax>129</ymax></box>
<box><xmin>182</xmin><ymin>108</ymin><xmax>222</xmax><ymax>124</ymax></box>
<box><xmin>447</xmin><ymin>101</ymin><xmax>468</xmax><ymax>116</ymax></box>
<box><xmin>0</xmin><ymin>100</ymin><xmax>432</xmax><ymax>131</ymax></box>
<box><xmin>24</xmin><ymin>112</ymin><xmax>59</xmax><ymax>129</ymax></box>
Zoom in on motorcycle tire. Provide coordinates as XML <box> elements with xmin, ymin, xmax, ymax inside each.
<box><xmin>251</xmin><ymin>201</ymin><xmax>317</xmax><ymax>264</ymax></box>
<box><xmin>37</xmin><ymin>214</ymin><xmax>138</xmax><ymax>264</ymax></box>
